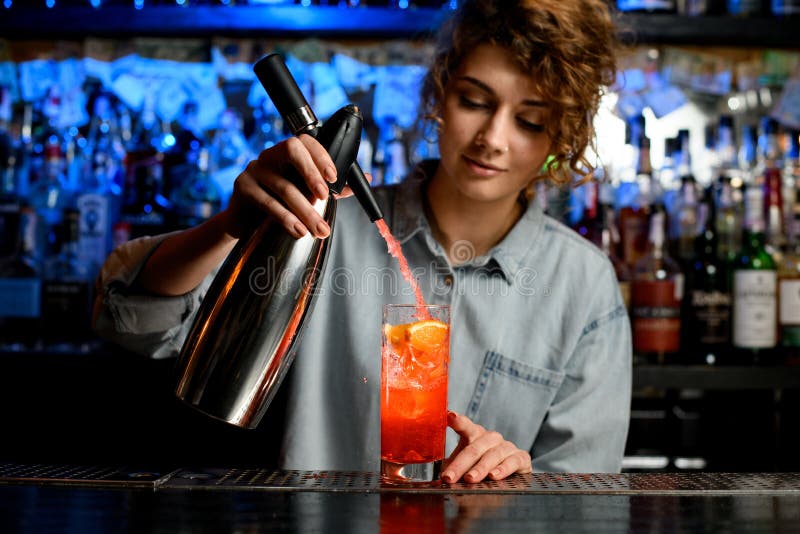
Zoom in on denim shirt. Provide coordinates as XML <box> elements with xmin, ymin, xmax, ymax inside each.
<box><xmin>94</xmin><ymin>162</ymin><xmax>632</xmax><ymax>473</ymax></box>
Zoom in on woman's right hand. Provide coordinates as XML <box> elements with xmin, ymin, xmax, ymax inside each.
<box><xmin>219</xmin><ymin>133</ymin><xmax>342</xmax><ymax>241</ymax></box>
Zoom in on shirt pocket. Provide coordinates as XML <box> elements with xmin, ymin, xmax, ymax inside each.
<box><xmin>465</xmin><ymin>351</ymin><xmax>565</xmax><ymax>451</ymax></box>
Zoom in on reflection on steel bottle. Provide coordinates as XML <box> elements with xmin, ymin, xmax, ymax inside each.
<box><xmin>174</xmin><ymin>54</ymin><xmax>383</xmax><ymax>429</ymax></box>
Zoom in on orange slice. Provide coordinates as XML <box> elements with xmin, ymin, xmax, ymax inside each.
<box><xmin>383</xmin><ymin>323</ymin><xmax>408</xmax><ymax>349</ymax></box>
<box><xmin>406</xmin><ymin>320</ymin><xmax>449</xmax><ymax>353</ymax></box>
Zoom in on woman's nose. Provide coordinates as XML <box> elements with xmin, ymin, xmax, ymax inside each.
<box><xmin>475</xmin><ymin>113</ymin><xmax>510</xmax><ymax>154</ymax></box>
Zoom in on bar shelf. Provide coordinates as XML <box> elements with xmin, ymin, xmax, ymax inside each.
<box><xmin>0</xmin><ymin>7</ymin><xmax>799</xmax><ymax>48</ymax></box>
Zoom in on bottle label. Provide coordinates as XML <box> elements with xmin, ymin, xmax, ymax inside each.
<box><xmin>779</xmin><ymin>279</ymin><xmax>800</xmax><ymax>325</ymax></box>
<box><xmin>77</xmin><ymin>193</ymin><xmax>110</xmax><ymax>273</ymax></box>
<box><xmin>733</xmin><ymin>270</ymin><xmax>777</xmax><ymax>348</ymax></box>
<box><xmin>632</xmin><ymin>279</ymin><xmax>681</xmax><ymax>353</ymax></box>
<box><xmin>689</xmin><ymin>289</ymin><xmax>731</xmax><ymax>345</ymax></box>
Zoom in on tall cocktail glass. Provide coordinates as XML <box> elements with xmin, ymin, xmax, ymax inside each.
<box><xmin>381</xmin><ymin>304</ymin><xmax>450</xmax><ymax>484</ymax></box>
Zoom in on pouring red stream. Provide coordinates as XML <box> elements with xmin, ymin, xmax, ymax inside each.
<box><xmin>375</xmin><ymin>219</ymin><xmax>429</xmax><ymax>313</ymax></box>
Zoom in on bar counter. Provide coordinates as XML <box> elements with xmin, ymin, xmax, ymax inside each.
<box><xmin>2</xmin><ymin>465</ymin><xmax>800</xmax><ymax>532</ymax></box>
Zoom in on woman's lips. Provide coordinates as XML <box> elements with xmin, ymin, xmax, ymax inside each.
<box><xmin>463</xmin><ymin>155</ymin><xmax>505</xmax><ymax>176</ymax></box>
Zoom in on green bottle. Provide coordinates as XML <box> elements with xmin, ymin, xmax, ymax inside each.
<box><xmin>732</xmin><ymin>185</ymin><xmax>777</xmax><ymax>364</ymax></box>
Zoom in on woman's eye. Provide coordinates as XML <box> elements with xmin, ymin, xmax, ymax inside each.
<box><xmin>518</xmin><ymin>119</ymin><xmax>545</xmax><ymax>133</ymax></box>
<box><xmin>458</xmin><ymin>95</ymin><xmax>489</xmax><ymax>110</ymax></box>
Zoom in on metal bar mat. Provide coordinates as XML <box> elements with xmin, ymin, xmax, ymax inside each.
<box><xmin>0</xmin><ymin>463</ymin><xmax>169</xmax><ymax>488</ymax></box>
<box><xmin>165</xmin><ymin>469</ymin><xmax>800</xmax><ymax>495</ymax></box>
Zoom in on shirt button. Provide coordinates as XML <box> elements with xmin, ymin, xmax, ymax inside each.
<box><xmin>444</xmin><ymin>275</ymin><xmax>454</xmax><ymax>286</ymax></box>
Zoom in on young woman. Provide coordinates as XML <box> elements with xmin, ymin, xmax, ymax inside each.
<box><xmin>94</xmin><ymin>0</ymin><xmax>631</xmax><ymax>481</ymax></box>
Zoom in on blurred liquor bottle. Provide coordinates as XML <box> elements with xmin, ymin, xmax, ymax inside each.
<box><xmin>661</xmin><ymin>136</ymin><xmax>681</xmax><ymax>222</ymax></box>
<box><xmin>373</xmin><ymin>118</ymin><xmax>408</xmax><ymax>187</ymax></box>
<box><xmin>162</xmin><ymin>100</ymin><xmax>203</xmax><ymax>202</ymax></box>
<box><xmin>760</xmin><ymin>118</ymin><xmax>785</xmax><ymax>259</ymax></box>
<box><xmin>683</xmin><ymin>186</ymin><xmax>731</xmax><ymax>365</ymax></box>
<box><xmin>716</xmin><ymin>175</ymin><xmax>743</xmax><ymax>266</ymax></box>
<box><xmin>671</xmin><ymin>130</ymin><xmax>700</xmax><ymax>268</ymax></box>
<box><xmin>120</xmin><ymin>94</ymin><xmax>170</xmax><ymax>241</ymax></box>
<box><xmin>77</xmin><ymin>91</ymin><xmax>125</xmax><ymax>276</ymax></box>
<box><xmin>29</xmin><ymin>140</ymin><xmax>74</xmax><ymax>255</ymax></box>
<box><xmin>170</xmin><ymin>147</ymin><xmax>222</xmax><ymax>230</ymax></box>
<box><xmin>619</xmin><ymin>127</ymin><xmax>654</xmax><ymax>269</ymax></box>
<box><xmin>715</xmin><ymin>115</ymin><xmax>738</xmax><ymax>179</ymax></box>
<box><xmin>599</xmin><ymin>182</ymin><xmax>632</xmax><ymax>312</ymax></box>
<box><xmin>738</xmin><ymin>123</ymin><xmax>758</xmax><ymax>184</ymax></box>
<box><xmin>209</xmin><ymin>108</ymin><xmax>252</xmax><ymax>199</ymax></box>
<box><xmin>715</xmin><ymin>115</ymin><xmax>743</xmax><ymax>268</ymax></box>
<box><xmin>119</xmin><ymin>160</ymin><xmax>170</xmax><ymax>241</ymax></box>
<box><xmin>0</xmin><ymin>85</ymin><xmax>20</xmax><ymax>206</ymax></box>
<box><xmin>673</xmin><ymin>175</ymin><xmax>700</xmax><ymax>268</ymax></box>
<box><xmin>732</xmin><ymin>185</ymin><xmax>777</xmax><ymax>364</ymax></box>
<box><xmin>574</xmin><ymin>177</ymin><xmax>601</xmax><ymax>245</ymax></box>
<box><xmin>631</xmin><ymin>206</ymin><xmax>683</xmax><ymax>364</ymax></box>
<box><xmin>779</xmin><ymin>131</ymin><xmax>800</xmax><ymax>364</ymax></box>
<box><xmin>41</xmin><ymin>208</ymin><xmax>94</xmax><ymax>352</ymax></box>
<box><xmin>247</xmin><ymin>101</ymin><xmax>284</xmax><ymax>155</ymax></box>
<box><xmin>0</xmin><ymin>205</ymin><xmax>43</xmax><ymax>351</ymax></box>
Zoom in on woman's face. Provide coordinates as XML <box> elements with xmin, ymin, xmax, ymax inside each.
<box><xmin>435</xmin><ymin>43</ymin><xmax>552</xmax><ymax>205</ymax></box>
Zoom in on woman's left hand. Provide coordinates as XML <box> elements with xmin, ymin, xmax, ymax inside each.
<box><xmin>442</xmin><ymin>411</ymin><xmax>533</xmax><ymax>484</ymax></box>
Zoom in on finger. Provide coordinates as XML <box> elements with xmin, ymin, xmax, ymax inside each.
<box><xmin>441</xmin><ymin>411</ymin><xmax>484</xmax><ymax>477</ymax></box>
<box><xmin>447</xmin><ymin>411</ymin><xmax>486</xmax><ymax>442</ymax></box>
<box><xmin>298</xmin><ymin>133</ymin><xmax>338</xmax><ymax>184</ymax></box>
<box><xmin>236</xmin><ymin>167</ymin><xmax>309</xmax><ymax>239</ymax></box>
<box><xmin>267</xmin><ymin>172</ymin><xmax>331</xmax><ymax>239</ymax></box>
<box><xmin>258</xmin><ymin>137</ymin><xmax>331</xmax><ymax>202</ymax></box>
<box><xmin>487</xmin><ymin>451</ymin><xmax>533</xmax><ymax>481</ymax></box>
<box><xmin>333</xmin><ymin>171</ymin><xmax>373</xmax><ymax>200</ymax></box>
<box><xmin>441</xmin><ymin>429</ymin><xmax>505</xmax><ymax>484</ymax></box>
<box><xmin>462</xmin><ymin>441</ymin><xmax>519</xmax><ymax>483</ymax></box>
<box><xmin>334</xmin><ymin>185</ymin><xmax>354</xmax><ymax>200</ymax></box>
<box><xmin>238</xmin><ymin>162</ymin><xmax>330</xmax><ymax>239</ymax></box>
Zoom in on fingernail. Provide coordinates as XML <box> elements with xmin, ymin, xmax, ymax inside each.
<box><xmin>325</xmin><ymin>165</ymin><xmax>337</xmax><ymax>183</ymax></box>
<box><xmin>490</xmin><ymin>469</ymin><xmax>501</xmax><ymax>478</ymax></box>
<box><xmin>293</xmin><ymin>223</ymin><xmax>307</xmax><ymax>238</ymax></box>
<box><xmin>442</xmin><ymin>471</ymin><xmax>454</xmax><ymax>483</ymax></box>
<box><xmin>448</xmin><ymin>411</ymin><xmax>457</xmax><ymax>419</ymax></box>
<box><xmin>315</xmin><ymin>221</ymin><xmax>330</xmax><ymax>238</ymax></box>
<box><xmin>467</xmin><ymin>470</ymin><xmax>478</xmax><ymax>481</ymax></box>
<box><xmin>317</xmin><ymin>184</ymin><xmax>330</xmax><ymax>200</ymax></box>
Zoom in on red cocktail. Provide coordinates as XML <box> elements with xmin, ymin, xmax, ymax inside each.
<box><xmin>381</xmin><ymin>304</ymin><xmax>450</xmax><ymax>484</ymax></box>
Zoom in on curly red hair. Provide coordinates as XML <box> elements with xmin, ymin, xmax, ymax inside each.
<box><xmin>420</xmin><ymin>0</ymin><xmax>619</xmax><ymax>186</ymax></box>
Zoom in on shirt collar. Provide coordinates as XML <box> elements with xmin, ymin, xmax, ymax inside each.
<box><xmin>488</xmin><ymin>197</ymin><xmax>545</xmax><ymax>281</ymax></box>
<box><xmin>390</xmin><ymin>160</ymin><xmax>546</xmax><ymax>282</ymax></box>
<box><xmin>391</xmin><ymin>160</ymin><xmax>436</xmax><ymax>245</ymax></box>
